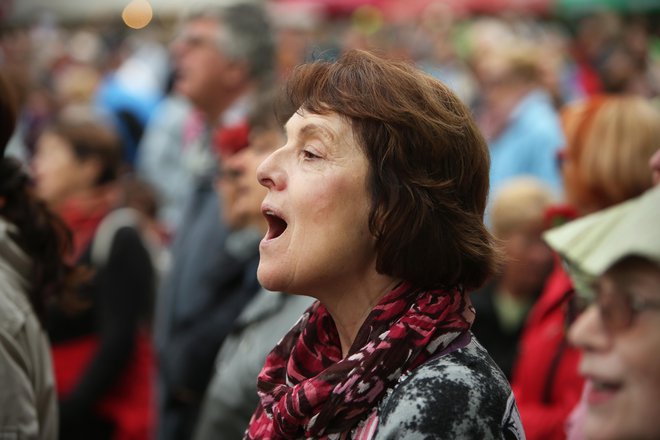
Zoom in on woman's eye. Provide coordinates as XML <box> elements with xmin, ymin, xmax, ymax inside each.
<box><xmin>302</xmin><ymin>149</ymin><xmax>320</xmax><ymax>160</ymax></box>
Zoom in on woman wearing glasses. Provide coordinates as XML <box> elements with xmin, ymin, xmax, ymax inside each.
<box><xmin>545</xmin><ymin>185</ymin><xmax>660</xmax><ymax>440</ymax></box>
<box><xmin>510</xmin><ymin>95</ymin><xmax>660</xmax><ymax>440</ymax></box>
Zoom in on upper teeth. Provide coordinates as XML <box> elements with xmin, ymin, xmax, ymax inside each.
<box><xmin>265</xmin><ymin>210</ymin><xmax>274</xmax><ymax>216</ymax></box>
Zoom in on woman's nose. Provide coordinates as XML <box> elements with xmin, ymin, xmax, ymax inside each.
<box><xmin>256</xmin><ymin>147</ymin><xmax>285</xmax><ymax>190</ymax></box>
<box><xmin>568</xmin><ymin>305</ymin><xmax>610</xmax><ymax>353</ymax></box>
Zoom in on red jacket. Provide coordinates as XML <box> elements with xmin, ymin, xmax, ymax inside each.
<box><xmin>511</xmin><ymin>256</ymin><xmax>584</xmax><ymax>440</ymax></box>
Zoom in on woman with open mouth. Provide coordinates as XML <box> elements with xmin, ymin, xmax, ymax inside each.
<box><xmin>244</xmin><ymin>49</ymin><xmax>524</xmax><ymax>439</ymax></box>
<box><xmin>545</xmin><ymin>185</ymin><xmax>660</xmax><ymax>440</ymax></box>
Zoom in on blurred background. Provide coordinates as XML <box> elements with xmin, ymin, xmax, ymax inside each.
<box><xmin>2</xmin><ymin>0</ymin><xmax>659</xmax><ymax>164</ymax></box>
<box><xmin>2</xmin><ymin>1</ymin><xmax>660</xmax><ymax>439</ymax></box>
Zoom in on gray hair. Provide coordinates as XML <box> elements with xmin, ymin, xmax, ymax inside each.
<box><xmin>188</xmin><ymin>2</ymin><xmax>275</xmax><ymax>84</ymax></box>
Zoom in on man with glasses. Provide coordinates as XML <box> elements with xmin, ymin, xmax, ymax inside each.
<box><xmin>545</xmin><ymin>185</ymin><xmax>660</xmax><ymax>440</ymax></box>
<box><xmin>151</xmin><ymin>4</ymin><xmax>275</xmax><ymax>440</ymax></box>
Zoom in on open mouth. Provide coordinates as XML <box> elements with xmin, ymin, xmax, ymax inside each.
<box><xmin>591</xmin><ymin>379</ymin><xmax>621</xmax><ymax>393</ymax></box>
<box><xmin>585</xmin><ymin>377</ymin><xmax>622</xmax><ymax>405</ymax></box>
<box><xmin>263</xmin><ymin>210</ymin><xmax>288</xmax><ymax>240</ymax></box>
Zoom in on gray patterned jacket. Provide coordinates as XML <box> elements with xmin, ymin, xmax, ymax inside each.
<box><xmin>0</xmin><ymin>219</ymin><xmax>58</xmax><ymax>440</ymax></box>
<box><xmin>372</xmin><ymin>336</ymin><xmax>526</xmax><ymax>440</ymax></box>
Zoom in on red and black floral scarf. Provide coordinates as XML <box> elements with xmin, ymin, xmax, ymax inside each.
<box><xmin>245</xmin><ymin>281</ymin><xmax>474</xmax><ymax>439</ymax></box>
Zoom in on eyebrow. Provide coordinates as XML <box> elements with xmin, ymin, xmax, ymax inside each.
<box><xmin>286</xmin><ymin>122</ymin><xmax>338</xmax><ymax>145</ymax></box>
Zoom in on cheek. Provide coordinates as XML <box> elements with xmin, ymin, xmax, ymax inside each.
<box><xmin>180</xmin><ymin>54</ymin><xmax>210</xmax><ymax>85</ymax></box>
<box><xmin>609</xmin><ymin>324</ymin><xmax>660</xmax><ymax>423</ymax></box>
<box><xmin>627</xmin><ymin>329</ymin><xmax>660</xmax><ymax>392</ymax></box>
<box><xmin>308</xmin><ymin>179</ymin><xmax>372</xmax><ymax>256</ymax></box>
<box><xmin>308</xmin><ymin>180</ymin><xmax>369</xmax><ymax>235</ymax></box>
<box><xmin>36</xmin><ymin>159</ymin><xmax>68</xmax><ymax>191</ymax></box>
<box><xmin>219</xmin><ymin>181</ymin><xmax>236</xmax><ymax>204</ymax></box>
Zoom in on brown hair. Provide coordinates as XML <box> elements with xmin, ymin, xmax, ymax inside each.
<box><xmin>0</xmin><ymin>70</ymin><xmax>18</xmax><ymax>150</ymax></box>
<box><xmin>0</xmin><ymin>71</ymin><xmax>72</xmax><ymax>324</ymax></box>
<box><xmin>281</xmin><ymin>49</ymin><xmax>499</xmax><ymax>290</ymax></box>
<box><xmin>46</xmin><ymin>118</ymin><xmax>122</xmax><ymax>186</ymax></box>
<box><xmin>561</xmin><ymin>95</ymin><xmax>659</xmax><ymax>213</ymax></box>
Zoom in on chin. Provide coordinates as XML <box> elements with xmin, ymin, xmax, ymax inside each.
<box><xmin>257</xmin><ymin>263</ymin><xmax>284</xmax><ymax>292</ymax></box>
<box><xmin>257</xmin><ymin>262</ymin><xmax>312</xmax><ymax>296</ymax></box>
<box><xmin>584</xmin><ymin>414</ymin><xmax>648</xmax><ymax>440</ymax></box>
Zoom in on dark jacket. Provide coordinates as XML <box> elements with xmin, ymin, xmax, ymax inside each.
<box><xmin>471</xmin><ymin>281</ymin><xmax>538</xmax><ymax>379</ymax></box>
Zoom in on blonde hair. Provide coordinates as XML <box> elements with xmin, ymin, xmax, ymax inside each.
<box><xmin>472</xmin><ymin>41</ymin><xmax>542</xmax><ymax>86</ymax></box>
<box><xmin>561</xmin><ymin>95</ymin><xmax>659</xmax><ymax>212</ymax></box>
<box><xmin>491</xmin><ymin>177</ymin><xmax>555</xmax><ymax>239</ymax></box>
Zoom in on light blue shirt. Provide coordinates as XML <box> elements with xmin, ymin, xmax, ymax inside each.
<box><xmin>488</xmin><ymin>90</ymin><xmax>564</xmax><ymax>201</ymax></box>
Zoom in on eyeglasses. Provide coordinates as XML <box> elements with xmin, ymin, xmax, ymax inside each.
<box><xmin>565</xmin><ymin>286</ymin><xmax>660</xmax><ymax>334</ymax></box>
<box><xmin>216</xmin><ymin>167</ymin><xmax>243</xmax><ymax>182</ymax></box>
<box><xmin>172</xmin><ymin>32</ymin><xmax>219</xmax><ymax>51</ymax></box>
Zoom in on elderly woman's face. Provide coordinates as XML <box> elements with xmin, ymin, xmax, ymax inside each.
<box><xmin>568</xmin><ymin>260</ymin><xmax>660</xmax><ymax>440</ymax></box>
<box><xmin>256</xmin><ymin>110</ymin><xmax>374</xmax><ymax>295</ymax></box>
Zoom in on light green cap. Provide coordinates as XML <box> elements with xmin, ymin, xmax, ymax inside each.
<box><xmin>544</xmin><ymin>185</ymin><xmax>660</xmax><ymax>279</ymax></box>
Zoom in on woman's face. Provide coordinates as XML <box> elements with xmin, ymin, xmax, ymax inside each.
<box><xmin>32</xmin><ymin>132</ymin><xmax>96</xmax><ymax>207</ymax></box>
<box><xmin>568</xmin><ymin>261</ymin><xmax>660</xmax><ymax>440</ymax></box>
<box><xmin>501</xmin><ymin>223</ymin><xmax>553</xmax><ymax>298</ymax></box>
<box><xmin>219</xmin><ymin>128</ymin><xmax>284</xmax><ymax>231</ymax></box>
<box><xmin>171</xmin><ymin>18</ymin><xmax>238</xmax><ymax>118</ymax></box>
<box><xmin>256</xmin><ymin>110</ymin><xmax>375</xmax><ymax>296</ymax></box>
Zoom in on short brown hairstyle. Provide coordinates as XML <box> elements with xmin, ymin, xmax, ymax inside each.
<box><xmin>46</xmin><ymin>117</ymin><xmax>122</xmax><ymax>186</ymax></box>
<box><xmin>281</xmin><ymin>49</ymin><xmax>499</xmax><ymax>290</ymax></box>
<box><xmin>561</xmin><ymin>95</ymin><xmax>659</xmax><ymax>213</ymax></box>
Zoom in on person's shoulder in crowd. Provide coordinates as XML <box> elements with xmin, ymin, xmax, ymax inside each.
<box><xmin>374</xmin><ymin>338</ymin><xmax>525</xmax><ymax>440</ymax></box>
<box><xmin>0</xmin><ymin>223</ymin><xmax>31</xmax><ymax>335</ymax></box>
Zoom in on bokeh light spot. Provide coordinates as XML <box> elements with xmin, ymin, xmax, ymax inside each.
<box><xmin>122</xmin><ymin>0</ymin><xmax>153</xmax><ymax>30</ymax></box>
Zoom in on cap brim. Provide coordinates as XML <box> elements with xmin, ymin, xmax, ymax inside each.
<box><xmin>544</xmin><ymin>186</ymin><xmax>660</xmax><ymax>277</ymax></box>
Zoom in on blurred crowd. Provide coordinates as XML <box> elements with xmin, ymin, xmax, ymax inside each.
<box><xmin>1</xmin><ymin>1</ymin><xmax>660</xmax><ymax>439</ymax></box>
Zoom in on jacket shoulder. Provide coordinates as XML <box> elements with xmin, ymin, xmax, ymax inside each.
<box><xmin>374</xmin><ymin>339</ymin><xmax>525</xmax><ymax>440</ymax></box>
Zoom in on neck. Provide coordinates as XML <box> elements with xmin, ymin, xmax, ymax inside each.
<box><xmin>319</xmin><ymin>273</ymin><xmax>400</xmax><ymax>358</ymax></box>
<box><xmin>499</xmin><ymin>86</ymin><xmax>534</xmax><ymax>113</ymax></box>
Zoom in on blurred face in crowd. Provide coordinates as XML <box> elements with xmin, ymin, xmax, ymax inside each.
<box><xmin>501</xmin><ymin>223</ymin><xmax>553</xmax><ymax>299</ymax></box>
<box><xmin>171</xmin><ymin>17</ymin><xmax>243</xmax><ymax>119</ymax></box>
<box><xmin>219</xmin><ymin>127</ymin><xmax>285</xmax><ymax>231</ymax></box>
<box><xmin>568</xmin><ymin>258</ymin><xmax>660</xmax><ymax>440</ymax></box>
<box><xmin>32</xmin><ymin>132</ymin><xmax>99</xmax><ymax>207</ymax></box>
<box><xmin>255</xmin><ymin>110</ymin><xmax>376</xmax><ymax>297</ymax></box>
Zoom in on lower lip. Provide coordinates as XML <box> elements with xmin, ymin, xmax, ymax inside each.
<box><xmin>260</xmin><ymin>231</ymin><xmax>282</xmax><ymax>247</ymax></box>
